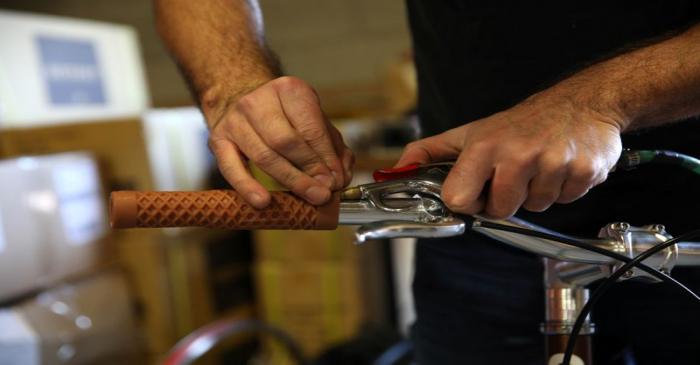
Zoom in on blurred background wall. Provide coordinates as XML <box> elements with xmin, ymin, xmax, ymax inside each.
<box><xmin>0</xmin><ymin>0</ymin><xmax>411</xmax><ymax>110</ymax></box>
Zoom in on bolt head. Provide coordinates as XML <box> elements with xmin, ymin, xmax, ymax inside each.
<box><xmin>611</xmin><ymin>222</ymin><xmax>630</xmax><ymax>233</ymax></box>
<box><xmin>652</xmin><ymin>224</ymin><xmax>666</xmax><ymax>233</ymax></box>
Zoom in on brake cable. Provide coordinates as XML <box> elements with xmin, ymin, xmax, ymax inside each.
<box><xmin>481</xmin><ymin>148</ymin><xmax>700</xmax><ymax>365</ymax></box>
<box><xmin>560</xmin><ymin>230</ymin><xmax>700</xmax><ymax>365</ymax></box>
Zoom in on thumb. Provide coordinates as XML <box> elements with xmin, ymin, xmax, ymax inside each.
<box><xmin>395</xmin><ymin>129</ymin><xmax>463</xmax><ymax>167</ymax></box>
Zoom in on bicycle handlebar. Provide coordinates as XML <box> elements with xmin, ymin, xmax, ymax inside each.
<box><xmin>471</xmin><ymin>216</ymin><xmax>700</xmax><ymax>267</ymax></box>
<box><xmin>109</xmin><ymin>189</ymin><xmax>700</xmax><ymax>269</ymax></box>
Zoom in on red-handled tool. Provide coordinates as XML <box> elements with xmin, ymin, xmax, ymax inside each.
<box><xmin>372</xmin><ymin>163</ymin><xmax>421</xmax><ymax>182</ymax></box>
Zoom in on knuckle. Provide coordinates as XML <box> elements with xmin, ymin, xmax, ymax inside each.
<box><xmin>404</xmin><ymin>141</ymin><xmax>428</xmax><ymax>156</ymax></box>
<box><xmin>275</xmin><ymin>76</ymin><xmax>307</xmax><ymax>92</ymax></box>
<box><xmin>278</xmin><ymin>168</ymin><xmax>300</xmax><ymax>187</ymax></box>
<box><xmin>509</xmin><ymin>148</ymin><xmax>540</xmax><ymax>168</ymax></box>
<box><xmin>539</xmin><ymin>152</ymin><xmax>567</xmax><ymax>171</ymax></box>
<box><xmin>490</xmin><ymin>178</ymin><xmax>514</xmax><ymax>195</ymax></box>
<box><xmin>559</xmin><ymin>184</ymin><xmax>589</xmax><ymax>203</ymax></box>
<box><xmin>218</xmin><ymin>165</ymin><xmax>240</xmax><ymax>183</ymax></box>
<box><xmin>467</xmin><ymin>140</ymin><xmax>492</xmax><ymax>153</ymax></box>
<box><xmin>235</xmin><ymin>93</ymin><xmax>257</xmax><ymax>113</ymax></box>
<box><xmin>251</xmin><ymin>148</ymin><xmax>278</xmax><ymax>167</ymax></box>
<box><xmin>488</xmin><ymin>186</ymin><xmax>521</xmax><ymax>218</ymax></box>
<box><xmin>267</xmin><ymin>133</ymin><xmax>299</xmax><ymax>152</ymax></box>
<box><xmin>405</xmin><ymin>141</ymin><xmax>422</xmax><ymax>151</ymax></box>
<box><xmin>209</xmin><ymin>137</ymin><xmax>236</xmax><ymax>156</ymax></box>
<box><xmin>208</xmin><ymin>138</ymin><xmax>224</xmax><ymax>153</ymax></box>
<box><xmin>569</xmin><ymin>162</ymin><xmax>597</xmax><ymax>182</ymax></box>
<box><xmin>523</xmin><ymin>193</ymin><xmax>555</xmax><ymax>212</ymax></box>
<box><xmin>593</xmin><ymin>170</ymin><xmax>609</xmax><ymax>186</ymax></box>
<box><xmin>211</xmin><ymin>113</ymin><xmax>236</xmax><ymax>130</ymax></box>
<box><xmin>301</xmin><ymin>126</ymin><xmax>328</xmax><ymax>145</ymax></box>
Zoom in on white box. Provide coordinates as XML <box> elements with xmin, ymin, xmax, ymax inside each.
<box><xmin>0</xmin><ymin>160</ymin><xmax>46</xmax><ymax>301</ymax></box>
<box><xmin>0</xmin><ymin>10</ymin><xmax>150</xmax><ymax>127</ymax></box>
<box><xmin>143</xmin><ymin>107</ymin><xmax>213</xmax><ymax>191</ymax></box>
<box><xmin>0</xmin><ymin>153</ymin><xmax>106</xmax><ymax>301</ymax></box>
<box><xmin>0</xmin><ymin>271</ymin><xmax>137</xmax><ymax>365</ymax></box>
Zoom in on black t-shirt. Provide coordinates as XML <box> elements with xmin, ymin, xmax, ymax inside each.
<box><xmin>406</xmin><ymin>0</ymin><xmax>700</xmax><ymax>235</ymax></box>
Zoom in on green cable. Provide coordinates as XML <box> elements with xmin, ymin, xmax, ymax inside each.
<box><xmin>618</xmin><ymin>150</ymin><xmax>700</xmax><ymax>175</ymax></box>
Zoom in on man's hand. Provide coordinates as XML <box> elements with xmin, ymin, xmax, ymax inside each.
<box><xmin>208</xmin><ymin>76</ymin><xmax>354</xmax><ymax>209</ymax></box>
<box><xmin>396</xmin><ymin>24</ymin><xmax>700</xmax><ymax>219</ymax></box>
<box><xmin>155</xmin><ymin>1</ymin><xmax>354</xmax><ymax>209</ymax></box>
<box><xmin>396</xmin><ymin>92</ymin><xmax>623</xmax><ymax>219</ymax></box>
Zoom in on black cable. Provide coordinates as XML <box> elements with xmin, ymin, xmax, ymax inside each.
<box><xmin>560</xmin><ymin>229</ymin><xmax>700</xmax><ymax>365</ymax></box>
<box><xmin>474</xmin><ymin>221</ymin><xmax>696</xmax><ymax>296</ymax></box>
<box><xmin>473</xmin><ymin>221</ymin><xmax>700</xmax><ymax>364</ymax></box>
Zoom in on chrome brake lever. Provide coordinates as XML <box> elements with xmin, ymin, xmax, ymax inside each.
<box><xmin>339</xmin><ymin>162</ymin><xmax>465</xmax><ymax>242</ymax></box>
<box><xmin>354</xmin><ymin>217</ymin><xmax>466</xmax><ymax>244</ymax></box>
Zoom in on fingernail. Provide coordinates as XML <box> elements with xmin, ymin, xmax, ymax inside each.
<box><xmin>305</xmin><ymin>186</ymin><xmax>330</xmax><ymax>204</ymax></box>
<box><xmin>247</xmin><ymin>192</ymin><xmax>265</xmax><ymax>208</ymax></box>
<box><xmin>314</xmin><ymin>174</ymin><xmax>334</xmax><ymax>189</ymax></box>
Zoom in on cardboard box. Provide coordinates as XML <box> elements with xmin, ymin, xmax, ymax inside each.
<box><xmin>0</xmin><ymin>10</ymin><xmax>149</xmax><ymax>127</ymax></box>
<box><xmin>254</xmin><ymin>228</ymin><xmax>360</xmax><ymax>262</ymax></box>
<box><xmin>254</xmin><ymin>261</ymin><xmax>364</xmax><ymax>358</ymax></box>
<box><xmin>0</xmin><ymin>118</ymin><xmax>154</xmax><ymax>192</ymax></box>
<box><xmin>0</xmin><ymin>119</ymin><xmax>178</xmax><ymax>356</ymax></box>
<box><xmin>112</xmin><ymin>229</ymin><xmax>175</xmax><ymax>356</ymax></box>
<box><xmin>163</xmin><ymin>229</ymin><xmax>254</xmax><ymax>338</ymax></box>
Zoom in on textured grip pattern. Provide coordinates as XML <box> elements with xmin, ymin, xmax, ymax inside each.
<box><xmin>110</xmin><ymin>190</ymin><xmax>339</xmax><ymax>230</ymax></box>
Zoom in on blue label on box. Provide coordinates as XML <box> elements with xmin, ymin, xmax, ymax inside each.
<box><xmin>36</xmin><ymin>36</ymin><xmax>106</xmax><ymax>105</ymax></box>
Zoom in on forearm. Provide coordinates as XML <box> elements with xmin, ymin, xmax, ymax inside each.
<box><xmin>542</xmin><ymin>23</ymin><xmax>700</xmax><ymax>131</ymax></box>
<box><xmin>154</xmin><ymin>0</ymin><xmax>279</xmax><ymax>127</ymax></box>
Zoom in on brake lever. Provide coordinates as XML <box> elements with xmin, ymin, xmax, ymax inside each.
<box><xmin>338</xmin><ymin>162</ymin><xmax>467</xmax><ymax>243</ymax></box>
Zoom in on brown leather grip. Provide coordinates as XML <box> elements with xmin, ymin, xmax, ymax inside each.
<box><xmin>109</xmin><ymin>190</ymin><xmax>340</xmax><ymax>230</ymax></box>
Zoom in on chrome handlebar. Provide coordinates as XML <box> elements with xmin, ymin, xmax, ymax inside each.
<box><xmin>339</xmin><ymin>162</ymin><xmax>700</xmax><ymax>277</ymax></box>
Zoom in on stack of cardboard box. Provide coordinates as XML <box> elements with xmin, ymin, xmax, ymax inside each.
<box><xmin>252</xmin><ymin>168</ymin><xmax>390</xmax><ymax>362</ymax></box>
<box><xmin>0</xmin><ymin>119</ymin><xmax>175</xmax><ymax>357</ymax></box>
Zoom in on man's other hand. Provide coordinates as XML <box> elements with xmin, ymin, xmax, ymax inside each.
<box><xmin>208</xmin><ymin>76</ymin><xmax>354</xmax><ymax>209</ymax></box>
